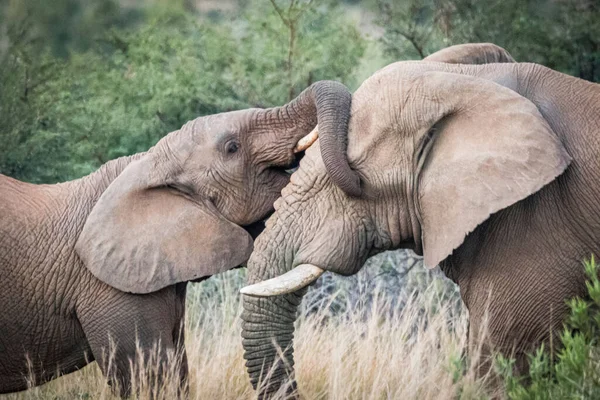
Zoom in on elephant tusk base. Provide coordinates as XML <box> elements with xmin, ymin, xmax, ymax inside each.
<box><xmin>294</xmin><ymin>127</ymin><xmax>319</xmax><ymax>153</ymax></box>
<box><xmin>241</xmin><ymin>264</ymin><xmax>325</xmax><ymax>297</ymax></box>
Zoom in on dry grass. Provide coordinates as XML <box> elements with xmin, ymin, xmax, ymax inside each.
<box><xmin>1</xmin><ymin>251</ymin><xmax>493</xmax><ymax>400</ymax></box>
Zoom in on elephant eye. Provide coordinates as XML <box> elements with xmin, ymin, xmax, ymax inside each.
<box><xmin>225</xmin><ymin>141</ymin><xmax>240</xmax><ymax>155</ymax></box>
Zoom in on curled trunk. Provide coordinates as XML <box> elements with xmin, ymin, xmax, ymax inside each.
<box><xmin>259</xmin><ymin>80</ymin><xmax>360</xmax><ymax>197</ymax></box>
<box><xmin>241</xmin><ymin>81</ymin><xmax>358</xmax><ymax>398</ymax></box>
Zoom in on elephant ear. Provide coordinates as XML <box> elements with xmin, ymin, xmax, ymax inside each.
<box><xmin>75</xmin><ymin>152</ymin><xmax>253</xmax><ymax>294</ymax></box>
<box><xmin>416</xmin><ymin>73</ymin><xmax>571</xmax><ymax>268</ymax></box>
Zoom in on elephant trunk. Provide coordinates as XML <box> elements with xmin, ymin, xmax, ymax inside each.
<box><xmin>241</xmin><ymin>292</ymin><xmax>305</xmax><ymax>398</ymax></box>
<box><xmin>259</xmin><ymin>80</ymin><xmax>360</xmax><ymax>197</ymax></box>
<box><xmin>242</xmin><ymin>81</ymin><xmax>357</xmax><ymax>397</ymax></box>
<box><xmin>241</xmin><ymin>214</ymin><xmax>308</xmax><ymax>398</ymax></box>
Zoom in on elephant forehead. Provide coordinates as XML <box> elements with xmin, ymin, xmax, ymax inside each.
<box><xmin>195</xmin><ymin>110</ymin><xmax>254</xmax><ymax>139</ymax></box>
<box><xmin>179</xmin><ymin>110</ymin><xmax>253</xmax><ymax>145</ymax></box>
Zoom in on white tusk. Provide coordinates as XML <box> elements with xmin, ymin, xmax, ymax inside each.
<box><xmin>293</xmin><ymin>126</ymin><xmax>319</xmax><ymax>153</ymax></box>
<box><xmin>240</xmin><ymin>264</ymin><xmax>325</xmax><ymax>297</ymax></box>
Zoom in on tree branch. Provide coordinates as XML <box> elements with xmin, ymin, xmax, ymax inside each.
<box><xmin>269</xmin><ymin>0</ymin><xmax>290</xmax><ymax>27</ymax></box>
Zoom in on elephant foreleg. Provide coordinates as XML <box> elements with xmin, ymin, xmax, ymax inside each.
<box><xmin>173</xmin><ymin>282</ymin><xmax>189</xmax><ymax>398</ymax></box>
<box><xmin>77</xmin><ymin>285</ymin><xmax>188</xmax><ymax>398</ymax></box>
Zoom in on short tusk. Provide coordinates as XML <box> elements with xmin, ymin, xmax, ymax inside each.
<box><xmin>240</xmin><ymin>264</ymin><xmax>325</xmax><ymax>297</ymax></box>
<box><xmin>293</xmin><ymin>126</ymin><xmax>319</xmax><ymax>153</ymax></box>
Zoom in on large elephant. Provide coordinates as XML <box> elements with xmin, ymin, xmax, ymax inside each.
<box><xmin>240</xmin><ymin>47</ymin><xmax>600</xmax><ymax>397</ymax></box>
<box><xmin>0</xmin><ymin>81</ymin><xmax>354</xmax><ymax>395</ymax></box>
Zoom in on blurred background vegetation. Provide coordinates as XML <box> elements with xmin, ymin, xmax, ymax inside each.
<box><xmin>1</xmin><ymin>0</ymin><xmax>598</xmax><ymax>183</ymax></box>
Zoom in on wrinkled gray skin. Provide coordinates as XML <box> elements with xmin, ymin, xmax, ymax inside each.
<box><xmin>0</xmin><ymin>81</ymin><xmax>353</xmax><ymax>395</ymax></box>
<box><xmin>242</xmin><ymin>45</ymin><xmax>600</xmax><ymax>397</ymax></box>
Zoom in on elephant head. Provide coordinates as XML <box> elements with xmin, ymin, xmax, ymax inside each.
<box><xmin>74</xmin><ymin>80</ymin><xmax>353</xmax><ymax>294</ymax></box>
<box><xmin>239</xmin><ymin>59</ymin><xmax>571</xmax><ymax>397</ymax></box>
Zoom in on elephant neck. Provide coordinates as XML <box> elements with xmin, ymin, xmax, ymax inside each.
<box><xmin>369</xmin><ymin>169</ymin><xmax>422</xmax><ymax>256</ymax></box>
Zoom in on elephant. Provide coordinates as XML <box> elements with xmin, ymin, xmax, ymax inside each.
<box><xmin>0</xmin><ymin>80</ymin><xmax>354</xmax><ymax>395</ymax></box>
<box><xmin>239</xmin><ymin>46</ymin><xmax>600</xmax><ymax>397</ymax></box>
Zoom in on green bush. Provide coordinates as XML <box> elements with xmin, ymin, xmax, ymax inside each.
<box><xmin>498</xmin><ymin>255</ymin><xmax>600</xmax><ymax>399</ymax></box>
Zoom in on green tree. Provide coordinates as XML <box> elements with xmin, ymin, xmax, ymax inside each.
<box><xmin>374</xmin><ymin>0</ymin><xmax>445</xmax><ymax>60</ymax></box>
<box><xmin>0</xmin><ymin>23</ymin><xmax>62</xmax><ymax>181</ymax></box>
<box><xmin>0</xmin><ymin>0</ymin><xmax>141</xmax><ymax>57</ymax></box>
<box><xmin>440</xmin><ymin>0</ymin><xmax>599</xmax><ymax>82</ymax></box>
<box><xmin>231</xmin><ymin>0</ymin><xmax>366</xmax><ymax>106</ymax></box>
<box><xmin>370</xmin><ymin>0</ymin><xmax>599</xmax><ymax>82</ymax></box>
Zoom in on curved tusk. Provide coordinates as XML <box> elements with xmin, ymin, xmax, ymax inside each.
<box><xmin>240</xmin><ymin>264</ymin><xmax>325</xmax><ymax>297</ymax></box>
<box><xmin>293</xmin><ymin>126</ymin><xmax>319</xmax><ymax>153</ymax></box>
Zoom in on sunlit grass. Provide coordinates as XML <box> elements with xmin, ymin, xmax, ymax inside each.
<box><xmin>1</xmin><ymin>251</ymin><xmax>492</xmax><ymax>400</ymax></box>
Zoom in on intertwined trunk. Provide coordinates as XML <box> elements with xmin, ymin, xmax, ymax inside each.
<box><xmin>255</xmin><ymin>80</ymin><xmax>359</xmax><ymax>197</ymax></box>
<box><xmin>241</xmin><ymin>81</ymin><xmax>355</xmax><ymax>398</ymax></box>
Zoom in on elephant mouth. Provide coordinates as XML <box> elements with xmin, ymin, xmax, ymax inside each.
<box><xmin>284</xmin><ymin>125</ymin><xmax>318</xmax><ymax>174</ymax></box>
<box><xmin>243</xmin><ymin>220</ymin><xmax>269</xmax><ymax>240</ymax></box>
<box><xmin>284</xmin><ymin>150</ymin><xmax>304</xmax><ymax>174</ymax></box>
<box><xmin>263</xmin><ymin>125</ymin><xmax>317</xmax><ymax>177</ymax></box>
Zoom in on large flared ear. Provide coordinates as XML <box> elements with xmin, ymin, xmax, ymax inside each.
<box><xmin>75</xmin><ymin>152</ymin><xmax>253</xmax><ymax>294</ymax></box>
<box><xmin>416</xmin><ymin>72</ymin><xmax>571</xmax><ymax>268</ymax></box>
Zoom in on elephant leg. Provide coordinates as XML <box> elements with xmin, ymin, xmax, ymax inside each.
<box><xmin>77</xmin><ymin>286</ymin><xmax>188</xmax><ymax>397</ymax></box>
<box><xmin>465</xmin><ymin>319</ymin><xmax>533</xmax><ymax>399</ymax></box>
<box><xmin>173</xmin><ymin>282</ymin><xmax>189</xmax><ymax>398</ymax></box>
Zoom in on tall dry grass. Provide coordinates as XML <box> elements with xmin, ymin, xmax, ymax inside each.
<box><xmin>1</xmin><ymin>251</ymin><xmax>493</xmax><ymax>400</ymax></box>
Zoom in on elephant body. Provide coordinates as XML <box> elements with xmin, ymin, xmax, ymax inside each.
<box><xmin>0</xmin><ymin>81</ymin><xmax>354</xmax><ymax>395</ymax></box>
<box><xmin>240</xmin><ymin>47</ymin><xmax>600</xmax><ymax>397</ymax></box>
<box><xmin>442</xmin><ymin>64</ymin><xmax>597</xmax><ymax>367</ymax></box>
<box><xmin>0</xmin><ymin>156</ymin><xmax>188</xmax><ymax>393</ymax></box>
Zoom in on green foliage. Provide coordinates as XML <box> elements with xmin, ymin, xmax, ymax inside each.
<box><xmin>498</xmin><ymin>255</ymin><xmax>600</xmax><ymax>399</ymax></box>
<box><xmin>0</xmin><ymin>0</ymin><xmax>141</xmax><ymax>57</ymax></box>
<box><xmin>442</xmin><ymin>0</ymin><xmax>600</xmax><ymax>82</ymax></box>
<box><xmin>231</xmin><ymin>0</ymin><xmax>366</xmax><ymax>105</ymax></box>
<box><xmin>1</xmin><ymin>6</ymin><xmax>243</xmax><ymax>182</ymax></box>
<box><xmin>0</xmin><ymin>0</ymin><xmax>366</xmax><ymax>183</ymax></box>
<box><xmin>374</xmin><ymin>0</ymin><xmax>446</xmax><ymax>60</ymax></box>
<box><xmin>371</xmin><ymin>0</ymin><xmax>600</xmax><ymax>82</ymax></box>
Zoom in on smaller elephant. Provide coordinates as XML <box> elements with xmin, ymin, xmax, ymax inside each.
<box><xmin>0</xmin><ymin>81</ymin><xmax>353</xmax><ymax>395</ymax></box>
<box><xmin>239</xmin><ymin>43</ymin><xmax>600</xmax><ymax>398</ymax></box>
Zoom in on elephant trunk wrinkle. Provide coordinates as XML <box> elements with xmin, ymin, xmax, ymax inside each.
<box><xmin>241</xmin><ymin>292</ymin><xmax>302</xmax><ymax>398</ymax></box>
